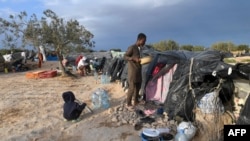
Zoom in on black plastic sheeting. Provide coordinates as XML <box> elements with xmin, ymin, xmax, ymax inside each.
<box><xmin>110</xmin><ymin>58</ymin><xmax>125</xmax><ymax>82</ymax></box>
<box><xmin>145</xmin><ymin>50</ymin><xmax>237</xmax><ymax>121</ymax></box>
<box><xmin>234</xmin><ymin>63</ymin><xmax>250</xmax><ymax>81</ymax></box>
<box><xmin>236</xmin><ymin>95</ymin><xmax>250</xmax><ymax>124</ymax></box>
<box><xmin>103</xmin><ymin>49</ymin><xmax>250</xmax><ymax>123</ymax></box>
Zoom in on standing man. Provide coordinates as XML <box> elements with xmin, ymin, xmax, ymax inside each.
<box><xmin>38</xmin><ymin>50</ymin><xmax>43</xmax><ymax>68</ymax></box>
<box><xmin>124</xmin><ymin>33</ymin><xmax>146</xmax><ymax>110</ymax></box>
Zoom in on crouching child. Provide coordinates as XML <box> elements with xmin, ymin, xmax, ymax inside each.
<box><xmin>62</xmin><ymin>91</ymin><xmax>86</xmax><ymax>121</ymax></box>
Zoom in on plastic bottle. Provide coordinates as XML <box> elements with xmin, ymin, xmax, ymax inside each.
<box><xmin>91</xmin><ymin>92</ymin><xmax>101</xmax><ymax>109</ymax></box>
<box><xmin>94</xmin><ymin>70</ymin><xmax>98</xmax><ymax>83</ymax></box>
<box><xmin>101</xmin><ymin>74</ymin><xmax>105</xmax><ymax>84</ymax></box>
<box><xmin>105</xmin><ymin>72</ymin><xmax>110</xmax><ymax>84</ymax></box>
<box><xmin>72</xmin><ymin>66</ymin><xmax>76</xmax><ymax>72</ymax></box>
<box><xmin>174</xmin><ymin>129</ymin><xmax>188</xmax><ymax>141</ymax></box>
<box><xmin>100</xmin><ymin>89</ymin><xmax>110</xmax><ymax>109</ymax></box>
<box><xmin>107</xmin><ymin>75</ymin><xmax>111</xmax><ymax>83</ymax></box>
<box><xmin>103</xmin><ymin>73</ymin><xmax>106</xmax><ymax>84</ymax></box>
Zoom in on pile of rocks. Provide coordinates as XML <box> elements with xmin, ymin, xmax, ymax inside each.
<box><xmin>108</xmin><ymin>101</ymin><xmax>178</xmax><ymax>133</ymax></box>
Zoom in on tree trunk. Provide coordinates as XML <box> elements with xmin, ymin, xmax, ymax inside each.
<box><xmin>56</xmin><ymin>52</ymin><xmax>67</xmax><ymax>76</ymax></box>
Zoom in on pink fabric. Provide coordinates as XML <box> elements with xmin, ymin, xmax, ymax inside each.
<box><xmin>144</xmin><ymin>109</ymin><xmax>156</xmax><ymax>116</ymax></box>
<box><xmin>145</xmin><ymin>64</ymin><xmax>177</xmax><ymax>103</ymax></box>
<box><xmin>145</xmin><ymin>80</ymin><xmax>158</xmax><ymax>101</ymax></box>
<box><xmin>159</xmin><ymin>64</ymin><xmax>177</xmax><ymax>102</ymax></box>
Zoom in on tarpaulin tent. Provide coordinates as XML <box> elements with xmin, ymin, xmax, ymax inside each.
<box><xmin>143</xmin><ymin>50</ymin><xmax>240</xmax><ymax>121</ymax></box>
<box><xmin>102</xmin><ymin>48</ymin><xmax>250</xmax><ymax>123</ymax></box>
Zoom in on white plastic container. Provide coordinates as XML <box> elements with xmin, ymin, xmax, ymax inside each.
<box><xmin>177</xmin><ymin>121</ymin><xmax>197</xmax><ymax>140</ymax></box>
<box><xmin>174</xmin><ymin>129</ymin><xmax>188</xmax><ymax>141</ymax></box>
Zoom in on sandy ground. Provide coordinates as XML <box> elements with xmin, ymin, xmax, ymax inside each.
<box><xmin>2</xmin><ymin>56</ymin><xmax>249</xmax><ymax>141</ymax></box>
<box><xmin>0</xmin><ymin>61</ymin><xmax>141</xmax><ymax>141</ymax></box>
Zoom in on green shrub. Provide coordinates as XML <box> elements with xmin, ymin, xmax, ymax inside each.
<box><xmin>241</xmin><ymin>59</ymin><xmax>250</xmax><ymax>63</ymax></box>
<box><xmin>223</xmin><ymin>58</ymin><xmax>236</xmax><ymax>63</ymax></box>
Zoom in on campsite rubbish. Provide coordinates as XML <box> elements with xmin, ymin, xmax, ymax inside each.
<box><xmin>72</xmin><ymin>66</ymin><xmax>77</xmax><ymax>72</ymax></box>
<box><xmin>134</xmin><ymin>122</ymin><xmax>143</xmax><ymax>130</ymax></box>
<box><xmin>101</xmin><ymin>72</ymin><xmax>110</xmax><ymax>84</ymax></box>
<box><xmin>158</xmin><ymin>128</ymin><xmax>172</xmax><ymax>141</ymax></box>
<box><xmin>135</xmin><ymin>109</ymin><xmax>146</xmax><ymax>117</ymax></box>
<box><xmin>106</xmin><ymin>73</ymin><xmax>110</xmax><ymax>83</ymax></box>
<box><xmin>157</xmin><ymin>128</ymin><xmax>170</xmax><ymax>134</ymax></box>
<box><xmin>91</xmin><ymin>92</ymin><xmax>101</xmax><ymax>109</ymax></box>
<box><xmin>101</xmin><ymin>74</ymin><xmax>105</xmax><ymax>84</ymax></box>
<box><xmin>157</xmin><ymin>107</ymin><xmax>164</xmax><ymax>115</ymax></box>
<box><xmin>160</xmin><ymin>133</ymin><xmax>174</xmax><ymax>141</ymax></box>
<box><xmin>197</xmin><ymin>91</ymin><xmax>224</xmax><ymax>114</ymax></box>
<box><xmin>141</xmin><ymin>128</ymin><xmax>160</xmax><ymax>141</ymax></box>
<box><xmin>100</xmin><ymin>88</ymin><xmax>110</xmax><ymax>109</ymax></box>
<box><xmin>91</xmin><ymin>88</ymin><xmax>110</xmax><ymax>109</ymax></box>
<box><xmin>174</xmin><ymin>129</ymin><xmax>188</xmax><ymax>141</ymax></box>
<box><xmin>140</xmin><ymin>116</ymin><xmax>155</xmax><ymax>124</ymax></box>
<box><xmin>94</xmin><ymin>70</ymin><xmax>98</xmax><ymax>84</ymax></box>
<box><xmin>176</xmin><ymin>121</ymin><xmax>196</xmax><ymax>140</ymax></box>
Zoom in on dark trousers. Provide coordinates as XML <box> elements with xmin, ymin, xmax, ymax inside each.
<box><xmin>127</xmin><ymin>81</ymin><xmax>141</xmax><ymax>106</ymax></box>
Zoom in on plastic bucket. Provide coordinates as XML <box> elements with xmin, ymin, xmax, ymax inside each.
<box><xmin>160</xmin><ymin>133</ymin><xmax>174</xmax><ymax>141</ymax></box>
<box><xmin>141</xmin><ymin>133</ymin><xmax>160</xmax><ymax>141</ymax></box>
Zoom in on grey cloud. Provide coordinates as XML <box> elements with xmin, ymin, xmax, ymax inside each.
<box><xmin>1</xmin><ymin>0</ymin><xmax>249</xmax><ymax>51</ymax></box>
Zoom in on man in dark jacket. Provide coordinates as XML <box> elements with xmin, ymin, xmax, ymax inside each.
<box><xmin>124</xmin><ymin>33</ymin><xmax>146</xmax><ymax>110</ymax></box>
<box><xmin>62</xmin><ymin>91</ymin><xmax>86</xmax><ymax>121</ymax></box>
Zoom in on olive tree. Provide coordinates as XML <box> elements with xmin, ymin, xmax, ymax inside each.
<box><xmin>0</xmin><ymin>9</ymin><xmax>95</xmax><ymax>76</ymax></box>
<box><xmin>0</xmin><ymin>11</ymin><xmax>28</xmax><ymax>49</ymax></box>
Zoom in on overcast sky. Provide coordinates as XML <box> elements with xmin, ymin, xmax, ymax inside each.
<box><xmin>0</xmin><ymin>0</ymin><xmax>250</xmax><ymax>51</ymax></box>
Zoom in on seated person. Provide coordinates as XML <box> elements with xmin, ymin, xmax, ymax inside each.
<box><xmin>62</xmin><ymin>91</ymin><xmax>86</xmax><ymax>121</ymax></box>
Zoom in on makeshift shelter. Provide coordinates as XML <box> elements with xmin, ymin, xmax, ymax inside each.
<box><xmin>142</xmin><ymin>50</ymin><xmax>237</xmax><ymax>121</ymax></box>
<box><xmin>112</xmin><ymin>49</ymin><xmax>249</xmax><ymax>123</ymax></box>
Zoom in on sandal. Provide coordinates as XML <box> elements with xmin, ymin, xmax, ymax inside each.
<box><xmin>126</xmin><ymin>105</ymin><xmax>134</xmax><ymax>111</ymax></box>
<box><xmin>134</xmin><ymin>100</ymin><xmax>145</xmax><ymax>107</ymax></box>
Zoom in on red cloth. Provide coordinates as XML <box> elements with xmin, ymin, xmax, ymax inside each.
<box><xmin>75</xmin><ymin>55</ymin><xmax>83</xmax><ymax>66</ymax></box>
<box><xmin>152</xmin><ymin>63</ymin><xmax>165</xmax><ymax>76</ymax></box>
